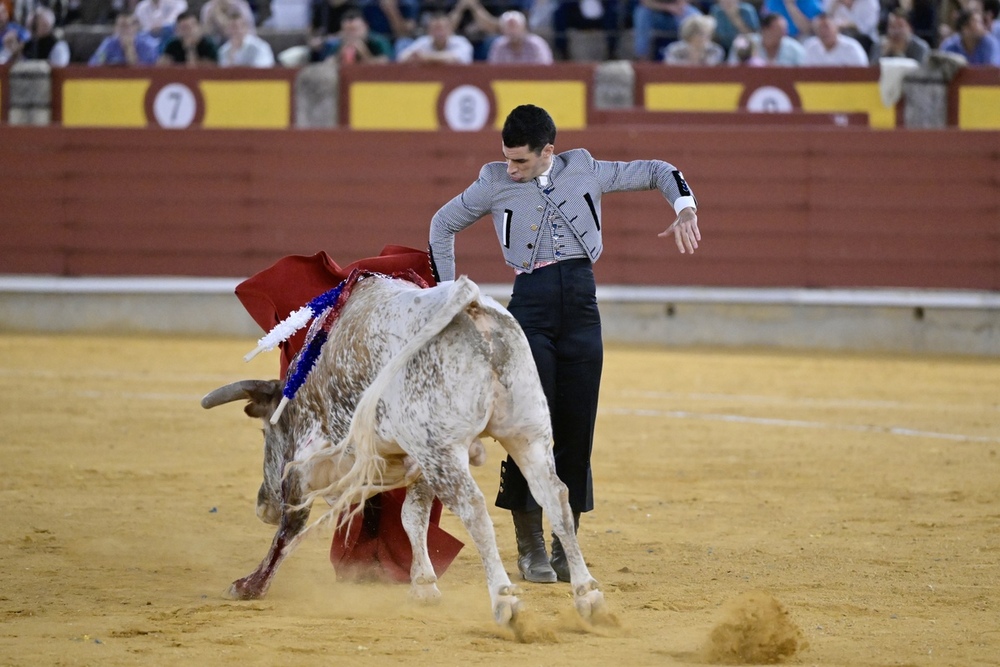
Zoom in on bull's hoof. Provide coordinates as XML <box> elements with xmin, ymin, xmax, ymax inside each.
<box><xmin>225</xmin><ymin>578</ymin><xmax>265</xmax><ymax>601</ymax></box>
<box><xmin>493</xmin><ymin>590</ymin><xmax>522</xmax><ymax>626</ymax></box>
<box><xmin>408</xmin><ymin>579</ymin><xmax>442</xmax><ymax>604</ymax></box>
<box><xmin>573</xmin><ymin>582</ymin><xmax>606</xmax><ymax>619</ymax></box>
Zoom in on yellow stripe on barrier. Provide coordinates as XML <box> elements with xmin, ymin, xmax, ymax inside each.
<box><xmin>492</xmin><ymin>81</ymin><xmax>587</xmax><ymax>129</ymax></box>
<box><xmin>200</xmin><ymin>80</ymin><xmax>291</xmax><ymax>129</ymax></box>
<box><xmin>644</xmin><ymin>83</ymin><xmax>743</xmax><ymax>112</ymax></box>
<box><xmin>796</xmin><ymin>82</ymin><xmax>895</xmax><ymax>129</ymax></box>
<box><xmin>958</xmin><ymin>86</ymin><xmax>1000</xmax><ymax>130</ymax></box>
<box><xmin>350</xmin><ymin>82</ymin><xmax>442</xmax><ymax>130</ymax></box>
<box><xmin>62</xmin><ymin>79</ymin><xmax>149</xmax><ymax>127</ymax></box>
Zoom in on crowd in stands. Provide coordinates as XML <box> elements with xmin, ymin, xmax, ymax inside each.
<box><xmin>1</xmin><ymin>0</ymin><xmax>998</xmax><ymax>67</ymax></box>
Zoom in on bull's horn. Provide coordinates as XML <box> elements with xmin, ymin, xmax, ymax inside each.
<box><xmin>201</xmin><ymin>380</ymin><xmax>276</xmax><ymax>409</ymax></box>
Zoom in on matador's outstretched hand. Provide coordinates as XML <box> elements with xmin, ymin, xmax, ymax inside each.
<box><xmin>658</xmin><ymin>206</ymin><xmax>700</xmax><ymax>254</ymax></box>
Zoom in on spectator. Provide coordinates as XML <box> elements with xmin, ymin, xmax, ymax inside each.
<box><xmin>869</xmin><ymin>8</ymin><xmax>930</xmax><ymax>63</ymax></box>
<box><xmin>727</xmin><ymin>33</ymin><xmax>766</xmax><ymax>63</ymax></box>
<box><xmin>634</xmin><ymin>0</ymin><xmax>703</xmax><ymax>60</ymax></box>
<box><xmin>664</xmin><ymin>13</ymin><xmax>726</xmax><ymax>63</ymax></box>
<box><xmin>314</xmin><ymin>7</ymin><xmax>392</xmax><ymax>62</ymax></box>
<box><xmin>311</xmin><ymin>0</ymin><xmax>356</xmax><ymax>36</ymax></box>
<box><xmin>761</xmin><ymin>0</ymin><xmax>823</xmax><ymax>38</ymax></box>
<box><xmin>937</xmin><ymin>0</ymin><xmax>966</xmax><ymax>43</ymax></box>
<box><xmin>367</xmin><ymin>0</ymin><xmax>420</xmax><ymax>48</ymax></box>
<box><xmin>158</xmin><ymin>10</ymin><xmax>218</xmax><ymax>65</ymax></box>
<box><xmin>727</xmin><ymin>12</ymin><xmax>805</xmax><ymax>64</ymax></box>
<box><xmin>110</xmin><ymin>0</ymin><xmax>142</xmax><ymax>19</ymax></box>
<box><xmin>396</xmin><ymin>9</ymin><xmax>473</xmax><ymax>62</ymax></box>
<box><xmin>13</xmin><ymin>0</ymin><xmax>83</xmax><ymax>25</ymax></box>
<box><xmin>880</xmin><ymin>0</ymin><xmax>938</xmax><ymax>47</ymax></box>
<box><xmin>823</xmin><ymin>0</ymin><xmax>879</xmax><ymax>52</ymax></box>
<box><xmin>487</xmin><ymin>8</ymin><xmax>553</xmax><ymax>62</ymax></box>
<box><xmin>551</xmin><ymin>0</ymin><xmax>623</xmax><ymax>61</ymax></box>
<box><xmin>134</xmin><ymin>0</ymin><xmax>188</xmax><ymax>40</ymax></box>
<box><xmin>446</xmin><ymin>0</ymin><xmax>526</xmax><ymax>61</ymax></box>
<box><xmin>0</xmin><ymin>2</ymin><xmax>29</xmax><ymax>64</ymax></box>
<box><xmin>89</xmin><ymin>11</ymin><xmax>161</xmax><ymax>65</ymax></box>
<box><xmin>981</xmin><ymin>0</ymin><xmax>1000</xmax><ymax>39</ymax></box>
<box><xmin>710</xmin><ymin>0</ymin><xmax>760</xmax><ymax>55</ymax></box>
<box><xmin>201</xmin><ymin>0</ymin><xmax>256</xmax><ymax>45</ymax></box>
<box><xmin>802</xmin><ymin>11</ymin><xmax>869</xmax><ymax>64</ymax></box>
<box><xmin>940</xmin><ymin>8</ymin><xmax>1000</xmax><ymax>64</ymax></box>
<box><xmin>219</xmin><ymin>12</ymin><xmax>274</xmax><ymax>65</ymax></box>
<box><xmin>18</xmin><ymin>7</ymin><xmax>69</xmax><ymax>66</ymax></box>
<box><xmin>308</xmin><ymin>1</ymin><xmax>415</xmax><ymax>57</ymax></box>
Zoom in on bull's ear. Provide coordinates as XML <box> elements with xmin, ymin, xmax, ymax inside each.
<box><xmin>244</xmin><ymin>382</ymin><xmax>283</xmax><ymax>419</ymax></box>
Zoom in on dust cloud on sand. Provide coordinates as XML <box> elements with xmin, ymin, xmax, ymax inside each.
<box><xmin>698</xmin><ymin>590</ymin><xmax>805</xmax><ymax>664</ymax></box>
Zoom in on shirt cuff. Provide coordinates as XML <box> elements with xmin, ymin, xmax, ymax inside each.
<box><xmin>673</xmin><ymin>196</ymin><xmax>697</xmax><ymax>215</ymax></box>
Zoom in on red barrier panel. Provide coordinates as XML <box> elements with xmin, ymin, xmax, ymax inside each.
<box><xmin>2</xmin><ymin>125</ymin><xmax>998</xmax><ymax>289</ymax></box>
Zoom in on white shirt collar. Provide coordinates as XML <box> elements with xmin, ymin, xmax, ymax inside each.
<box><xmin>536</xmin><ymin>162</ymin><xmax>553</xmax><ymax>187</ymax></box>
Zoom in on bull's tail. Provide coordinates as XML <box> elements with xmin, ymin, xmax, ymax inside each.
<box><xmin>299</xmin><ymin>276</ymin><xmax>481</xmax><ymax>528</ymax></box>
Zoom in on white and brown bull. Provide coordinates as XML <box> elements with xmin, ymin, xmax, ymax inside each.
<box><xmin>201</xmin><ymin>275</ymin><xmax>606</xmax><ymax>629</ymax></box>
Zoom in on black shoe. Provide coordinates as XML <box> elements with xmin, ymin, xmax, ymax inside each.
<box><xmin>549</xmin><ymin>511</ymin><xmax>580</xmax><ymax>583</ymax></box>
<box><xmin>511</xmin><ymin>509</ymin><xmax>557</xmax><ymax>583</ymax></box>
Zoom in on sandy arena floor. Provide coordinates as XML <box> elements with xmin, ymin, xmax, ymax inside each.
<box><xmin>1</xmin><ymin>333</ymin><xmax>998</xmax><ymax>666</ymax></box>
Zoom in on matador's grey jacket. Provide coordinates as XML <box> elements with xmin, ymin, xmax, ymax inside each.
<box><xmin>429</xmin><ymin>148</ymin><xmax>697</xmax><ymax>282</ymax></box>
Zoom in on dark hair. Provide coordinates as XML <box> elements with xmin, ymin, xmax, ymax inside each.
<box><xmin>890</xmin><ymin>7</ymin><xmax>913</xmax><ymax>23</ymax></box>
<box><xmin>342</xmin><ymin>8</ymin><xmax>364</xmax><ymax>21</ymax></box>
<box><xmin>501</xmin><ymin>105</ymin><xmax>556</xmax><ymax>153</ymax></box>
<box><xmin>760</xmin><ymin>13</ymin><xmax>785</xmax><ymax>29</ymax></box>
<box><xmin>954</xmin><ymin>9</ymin><xmax>976</xmax><ymax>31</ymax></box>
<box><xmin>982</xmin><ymin>0</ymin><xmax>999</xmax><ymax>19</ymax></box>
<box><xmin>176</xmin><ymin>10</ymin><xmax>198</xmax><ymax>22</ymax></box>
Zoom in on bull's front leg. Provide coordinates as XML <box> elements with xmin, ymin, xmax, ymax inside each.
<box><xmin>401</xmin><ymin>478</ymin><xmax>441</xmax><ymax>602</ymax></box>
<box><xmin>227</xmin><ymin>472</ymin><xmax>310</xmax><ymax>600</ymax></box>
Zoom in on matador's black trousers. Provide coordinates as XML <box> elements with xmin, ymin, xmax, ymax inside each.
<box><xmin>495</xmin><ymin>258</ymin><xmax>602</xmax><ymax>514</ymax></box>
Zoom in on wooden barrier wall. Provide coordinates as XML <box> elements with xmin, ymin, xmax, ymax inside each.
<box><xmin>1</xmin><ymin>125</ymin><xmax>998</xmax><ymax>289</ymax></box>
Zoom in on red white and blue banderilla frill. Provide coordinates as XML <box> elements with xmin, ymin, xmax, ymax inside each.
<box><xmin>243</xmin><ymin>268</ymin><xmax>429</xmax><ymax>424</ymax></box>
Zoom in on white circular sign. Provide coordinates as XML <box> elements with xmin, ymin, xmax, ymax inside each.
<box><xmin>745</xmin><ymin>86</ymin><xmax>794</xmax><ymax>113</ymax></box>
<box><xmin>443</xmin><ymin>85</ymin><xmax>490</xmax><ymax>131</ymax></box>
<box><xmin>152</xmin><ymin>83</ymin><xmax>198</xmax><ymax>129</ymax></box>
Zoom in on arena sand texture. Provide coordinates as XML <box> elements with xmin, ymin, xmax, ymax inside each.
<box><xmin>1</xmin><ymin>333</ymin><xmax>998</xmax><ymax>666</ymax></box>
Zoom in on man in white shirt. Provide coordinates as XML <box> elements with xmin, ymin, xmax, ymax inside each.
<box><xmin>219</xmin><ymin>13</ymin><xmax>274</xmax><ymax>66</ymax></box>
<box><xmin>135</xmin><ymin>0</ymin><xmax>188</xmax><ymax>40</ymax></box>
<box><xmin>728</xmin><ymin>13</ymin><xmax>805</xmax><ymax>65</ymax></box>
<box><xmin>201</xmin><ymin>0</ymin><xmax>256</xmax><ymax>45</ymax></box>
<box><xmin>823</xmin><ymin>0</ymin><xmax>879</xmax><ymax>51</ymax></box>
<box><xmin>397</xmin><ymin>10</ymin><xmax>473</xmax><ymax>64</ymax></box>
<box><xmin>802</xmin><ymin>11</ymin><xmax>869</xmax><ymax>65</ymax></box>
<box><xmin>487</xmin><ymin>10</ymin><xmax>553</xmax><ymax>64</ymax></box>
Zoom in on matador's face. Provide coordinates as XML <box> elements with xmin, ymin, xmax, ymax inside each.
<box><xmin>502</xmin><ymin>142</ymin><xmax>554</xmax><ymax>183</ymax></box>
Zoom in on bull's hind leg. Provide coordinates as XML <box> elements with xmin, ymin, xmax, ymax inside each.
<box><xmin>423</xmin><ymin>462</ymin><xmax>521</xmax><ymax>626</ymax></box>
<box><xmin>514</xmin><ymin>445</ymin><xmax>606</xmax><ymax>620</ymax></box>
<box><xmin>401</xmin><ymin>478</ymin><xmax>442</xmax><ymax>602</ymax></box>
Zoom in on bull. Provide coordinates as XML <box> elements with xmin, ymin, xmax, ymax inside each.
<box><xmin>201</xmin><ymin>274</ymin><xmax>606</xmax><ymax>629</ymax></box>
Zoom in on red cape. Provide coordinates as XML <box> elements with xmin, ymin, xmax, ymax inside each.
<box><xmin>235</xmin><ymin>245</ymin><xmax>463</xmax><ymax>583</ymax></box>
